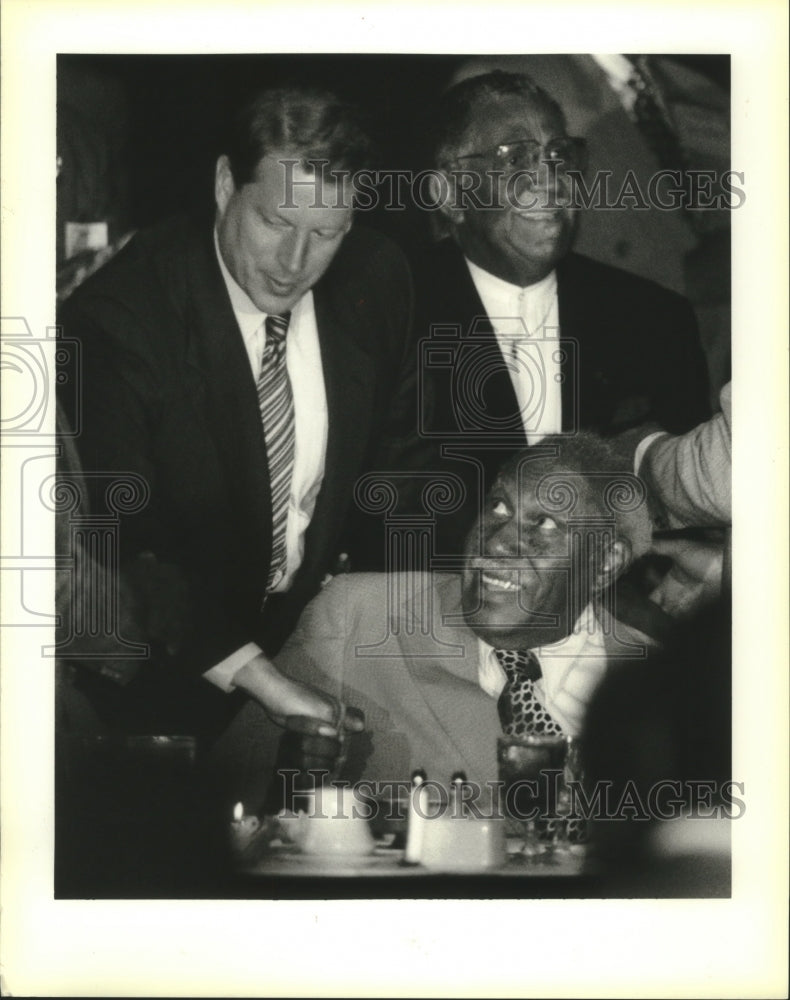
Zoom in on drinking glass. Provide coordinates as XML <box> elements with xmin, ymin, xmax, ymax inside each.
<box><xmin>497</xmin><ymin>733</ymin><xmax>567</xmax><ymax>861</ymax></box>
<box><xmin>553</xmin><ymin>736</ymin><xmax>589</xmax><ymax>853</ymax></box>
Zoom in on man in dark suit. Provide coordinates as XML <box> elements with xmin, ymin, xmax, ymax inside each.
<box><xmin>57</xmin><ymin>85</ymin><xmax>413</xmax><ymax>740</ymax></box>
<box><xmin>450</xmin><ymin>55</ymin><xmax>732</xmax><ymax>410</ymax></box>
<box><xmin>412</xmin><ymin>71</ymin><xmax>709</xmax><ymax>555</ymax></box>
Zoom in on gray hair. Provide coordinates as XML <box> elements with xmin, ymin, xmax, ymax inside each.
<box><xmin>501</xmin><ymin>432</ymin><xmax>652</xmax><ymax>559</ymax></box>
<box><xmin>430</xmin><ymin>70</ymin><xmax>567</xmax><ymax>169</ymax></box>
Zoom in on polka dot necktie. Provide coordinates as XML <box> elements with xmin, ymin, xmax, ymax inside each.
<box><xmin>494</xmin><ymin>648</ymin><xmax>565</xmax><ymax>737</ymax></box>
<box><xmin>495</xmin><ymin>648</ymin><xmax>586</xmax><ymax>844</ymax></box>
<box><xmin>257</xmin><ymin>313</ymin><xmax>294</xmax><ymax>592</ymax></box>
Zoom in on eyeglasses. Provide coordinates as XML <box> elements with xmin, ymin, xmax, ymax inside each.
<box><xmin>454</xmin><ymin>137</ymin><xmax>588</xmax><ymax>175</ymax></box>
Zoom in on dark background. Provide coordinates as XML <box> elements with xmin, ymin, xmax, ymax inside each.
<box><xmin>58</xmin><ymin>54</ymin><xmax>462</xmax><ymax>254</ymax></box>
<box><xmin>57</xmin><ymin>53</ymin><xmax>730</xmax><ymax>256</ymax></box>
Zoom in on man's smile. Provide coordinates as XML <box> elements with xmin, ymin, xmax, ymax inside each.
<box><xmin>481</xmin><ymin>570</ymin><xmax>520</xmax><ymax>592</ymax></box>
<box><xmin>512</xmin><ymin>207</ymin><xmax>567</xmax><ymax>226</ymax></box>
<box><xmin>265</xmin><ymin>275</ymin><xmax>298</xmax><ymax>295</ymax></box>
<box><xmin>468</xmin><ymin>560</ymin><xmax>531</xmax><ymax>597</ymax></box>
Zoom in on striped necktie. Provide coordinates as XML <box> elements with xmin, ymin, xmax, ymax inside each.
<box><xmin>257</xmin><ymin>312</ymin><xmax>294</xmax><ymax>592</ymax></box>
<box><xmin>495</xmin><ymin>648</ymin><xmax>565</xmax><ymax>737</ymax></box>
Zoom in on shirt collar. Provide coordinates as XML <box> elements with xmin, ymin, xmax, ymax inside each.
<box><xmin>465</xmin><ymin>256</ymin><xmax>557</xmax><ymax>317</ymax></box>
<box><xmin>480</xmin><ymin>602</ymin><xmax>605</xmax><ymax>664</ymax></box>
<box><xmin>591</xmin><ymin>54</ymin><xmax>636</xmax><ymax>88</ymax></box>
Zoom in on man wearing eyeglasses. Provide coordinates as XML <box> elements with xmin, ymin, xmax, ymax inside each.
<box><xmin>413</xmin><ymin>71</ymin><xmax>710</xmax><ymax>554</ymax></box>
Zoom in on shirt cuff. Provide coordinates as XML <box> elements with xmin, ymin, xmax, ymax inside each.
<box><xmin>202</xmin><ymin>642</ymin><xmax>262</xmax><ymax>693</ymax></box>
<box><xmin>634</xmin><ymin>431</ymin><xmax>669</xmax><ymax>475</ymax></box>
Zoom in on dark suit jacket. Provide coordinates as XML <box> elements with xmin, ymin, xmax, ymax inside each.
<box><xmin>411</xmin><ymin>239</ymin><xmax>710</xmax><ymax>549</ymax></box>
<box><xmin>58</xmin><ymin>217</ymin><xmax>413</xmax><ymax>734</ymax></box>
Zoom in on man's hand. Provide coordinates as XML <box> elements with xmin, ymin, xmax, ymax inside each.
<box><xmin>233</xmin><ymin>654</ymin><xmax>366</xmax><ymax>795</ymax></box>
<box><xmin>232</xmin><ymin>653</ymin><xmax>365</xmax><ymax>736</ymax></box>
<box><xmin>648</xmin><ymin>537</ymin><xmax>724</xmax><ymax>620</ymax></box>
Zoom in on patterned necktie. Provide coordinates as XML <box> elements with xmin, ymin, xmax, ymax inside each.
<box><xmin>626</xmin><ymin>56</ymin><xmax>687</xmax><ymax>177</ymax></box>
<box><xmin>495</xmin><ymin>648</ymin><xmax>565</xmax><ymax>737</ymax></box>
<box><xmin>257</xmin><ymin>312</ymin><xmax>294</xmax><ymax>592</ymax></box>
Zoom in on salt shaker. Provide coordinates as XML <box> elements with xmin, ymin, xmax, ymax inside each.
<box><xmin>403</xmin><ymin>767</ymin><xmax>428</xmax><ymax>865</ymax></box>
<box><xmin>449</xmin><ymin>770</ymin><xmax>468</xmax><ymax>819</ymax></box>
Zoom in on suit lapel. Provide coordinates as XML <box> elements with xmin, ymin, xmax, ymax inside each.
<box><xmin>439</xmin><ymin>244</ymin><xmax>623</xmax><ymax>435</ymax></box>
<box><xmin>436</xmin><ymin>242</ymin><xmax>525</xmax><ymax>430</ymax></box>
<box><xmin>394</xmin><ymin>573</ymin><xmax>501</xmax><ymax>779</ymax></box>
<box><xmin>182</xmin><ymin>226</ymin><xmax>272</xmax><ymax>578</ymax></box>
<box><xmin>556</xmin><ymin>253</ymin><xmax>613</xmax><ymax>431</ymax></box>
<box><xmin>294</xmin><ymin>242</ymin><xmax>377</xmax><ymax>585</ymax></box>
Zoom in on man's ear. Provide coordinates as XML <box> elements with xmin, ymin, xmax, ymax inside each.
<box><xmin>215</xmin><ymin>155</ymin><xmax>235</xmax><ymax>215</ymax></box>
<box><xmin>430</xmin><ymin>168</ymin><xmax>466</xmax><ymax>227</ymax></box>
<box><xmin>594</xmin><ymin>538</ymin><xmax>632</xmax><ymax>593</ymax></box>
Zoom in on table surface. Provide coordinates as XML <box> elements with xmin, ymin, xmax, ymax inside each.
<box><xmin>237</xmin><ymin>837</ymin><xmax>589</xmax><ymax>880</ymax></box>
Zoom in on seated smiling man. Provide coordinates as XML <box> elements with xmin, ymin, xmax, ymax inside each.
<box><xmin>216</xmin><ymin>431</ymin><xmax>654</xmax><ymax>805</ymax></box>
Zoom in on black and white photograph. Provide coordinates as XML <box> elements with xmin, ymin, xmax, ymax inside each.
<box><xmin>1</xmin><ymin>1</ymin><xmax>787</xmax><ymax>997</ymax></box>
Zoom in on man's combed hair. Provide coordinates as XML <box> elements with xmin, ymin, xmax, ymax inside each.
<box><xmin>224</xmin><ymin>85</ymin><xmax>377</xmax><ymax>187</ymax></box>
<box><xmin>430</xmin><ymin>70</ymin><xmax>567</xmax><ymax>168</ymax></box>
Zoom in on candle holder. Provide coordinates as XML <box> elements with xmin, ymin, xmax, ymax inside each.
<box><xmin>229</xmin><ymin>802</ymin><xmax>262</xmax><ymax>855</ymax></box>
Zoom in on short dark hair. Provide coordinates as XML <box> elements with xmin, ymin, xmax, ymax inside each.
<box><xmin>520</xmin><ymin>431</ymin><xmax>627</xmax><ymax>478</ymax></box>
<box><xmin>431</xmin><ymin>70</ymin><xmax>567</xmax><ymax>168</ymax></box>
<box><xmin>223</xmin><ymin>85</ymin><xmax>376</xmax><ymax>187</ymax></box>
<box><xmin>503</xmin><ymin>432</ymin><xmax>652</xmax><ymax>556</ymax></box>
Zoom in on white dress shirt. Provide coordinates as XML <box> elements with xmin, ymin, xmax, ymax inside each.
<box><xmin>477</xmin><ymin>604</ymin><xmax>609</xmax><ymax>737</ymax></box>
<box><xmin>204</xmin><ymin>232</ymin><xmax>328</xmax><ymax>691</ymax></box>
<box><xmin>465</xmin><ymin>258</ymin><xmax>563</xmax><ymax>443</ymax></box>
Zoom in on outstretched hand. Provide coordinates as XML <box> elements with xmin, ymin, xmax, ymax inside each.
<box><xmin>232</xmin><ymin>653</ymin><xmax>365</xmax><ymax>737</ymax></box>
<box><xmin>648</xmin><ymin>537</ymin><xmax>724</xmax><ymax>620</ymax></box>
<box><xmin>232</xmin><ymin>653</ymin><xmax>366</xmax><ymax>804</ymax></box>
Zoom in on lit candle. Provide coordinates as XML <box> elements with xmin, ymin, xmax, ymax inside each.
<box><xmin>230</xmin><ymin>801</ymin><xmax>261</xmax><ymax>852</ymax></box>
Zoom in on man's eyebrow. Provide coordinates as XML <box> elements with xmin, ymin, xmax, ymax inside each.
<box><xmin>260</xmin><ymin>206</ymin><xmax>290</xmax><ymax>222</ymax></box>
